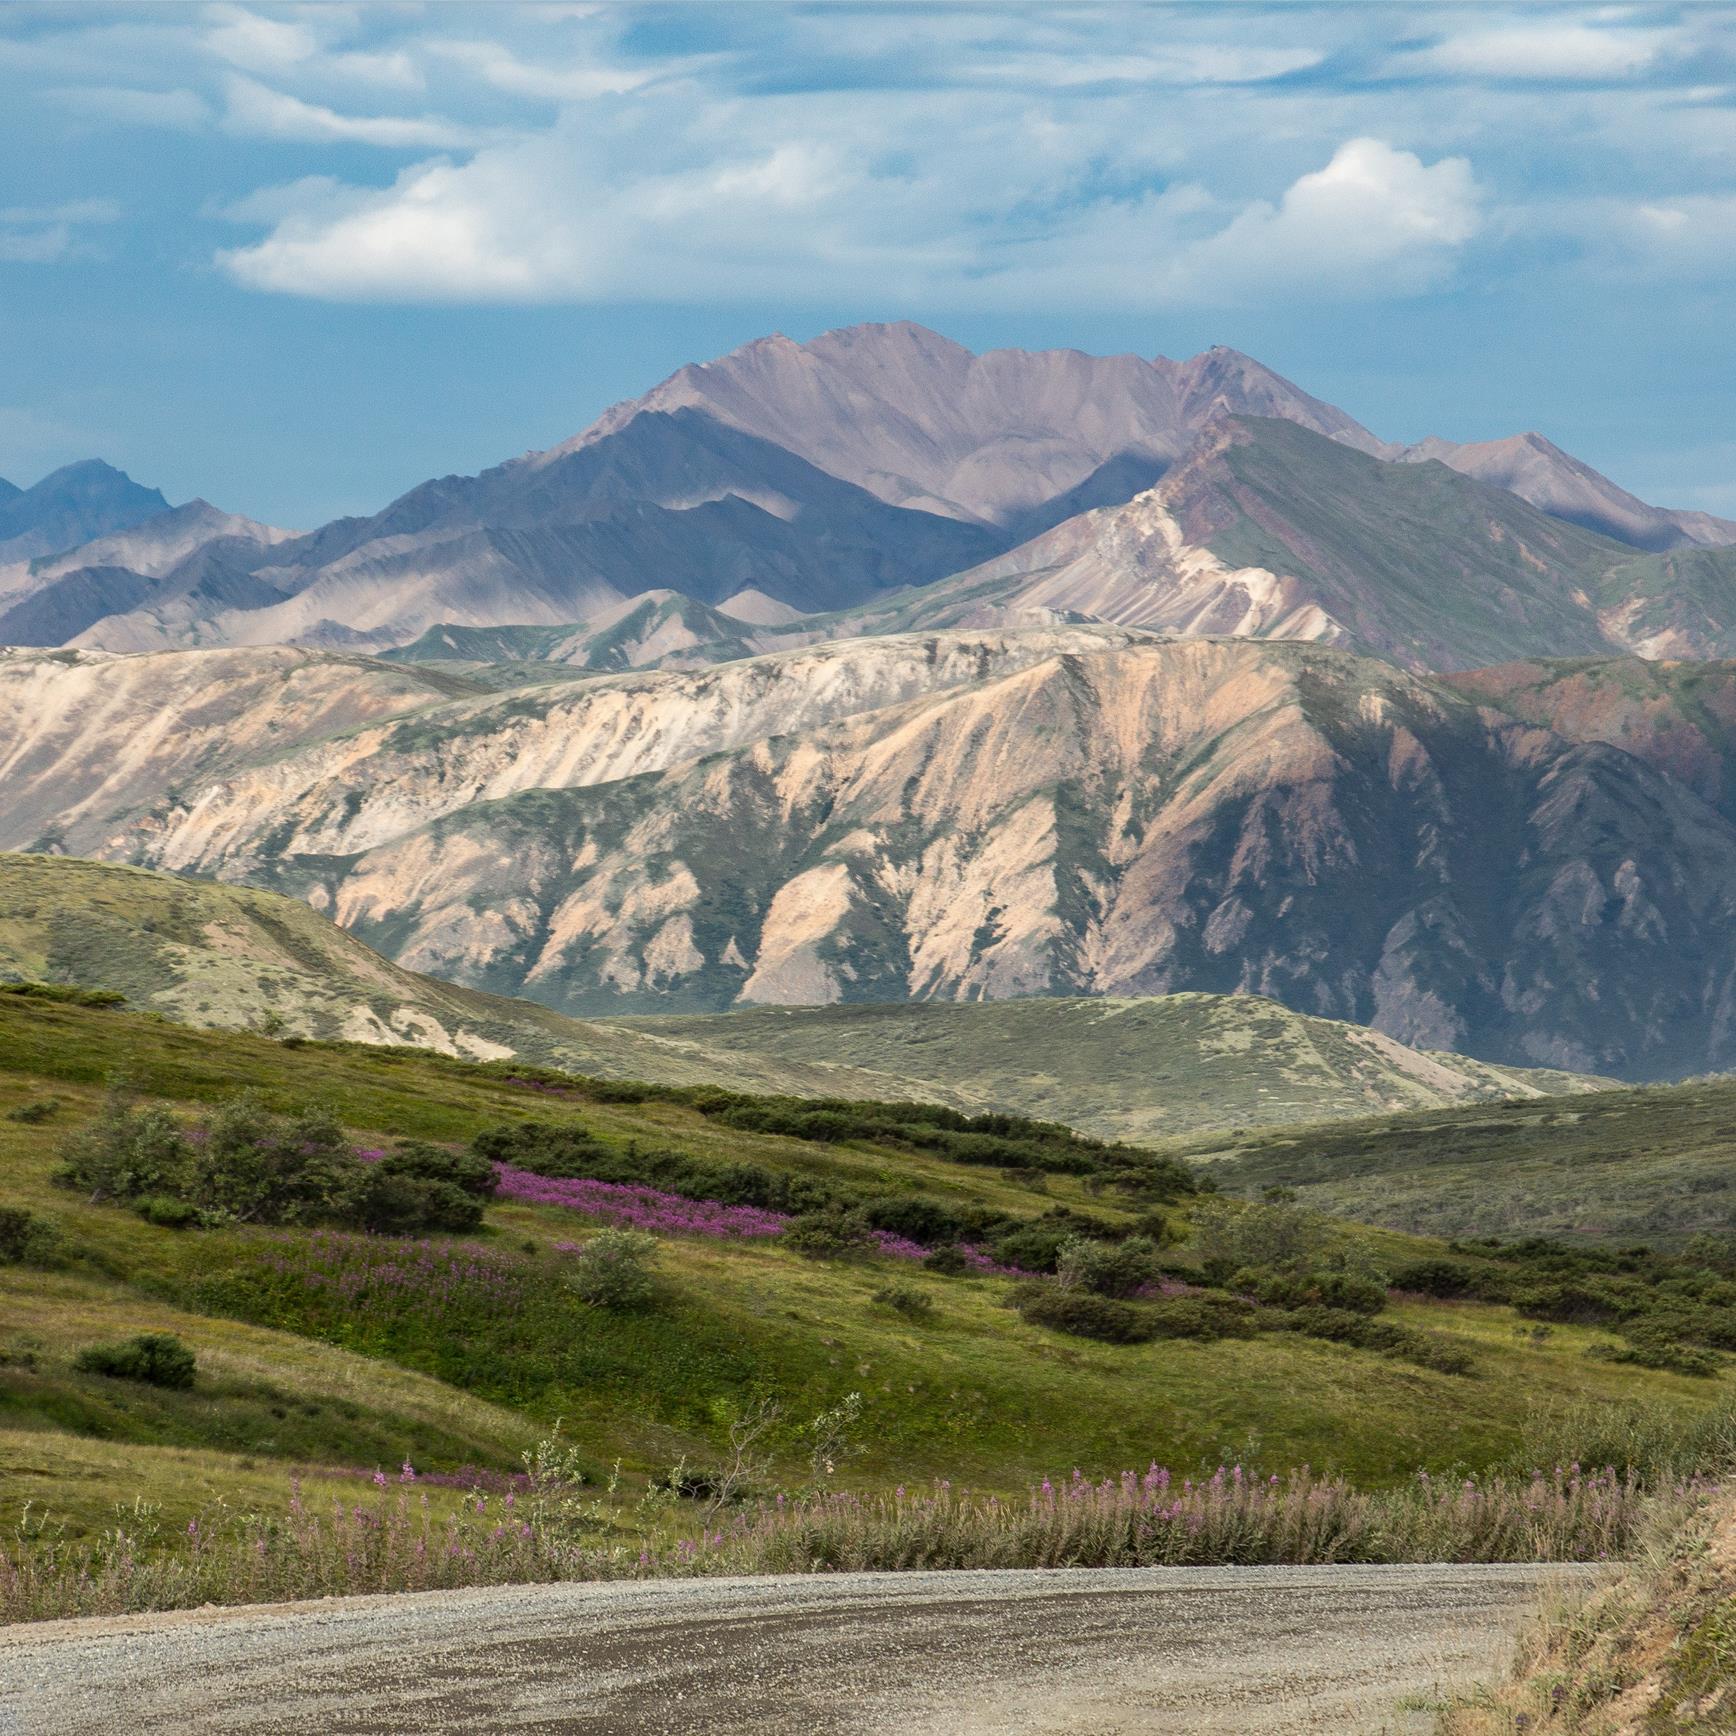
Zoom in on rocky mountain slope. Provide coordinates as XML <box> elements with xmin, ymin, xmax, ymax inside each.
<box><xmin>14</xmin><ymin>629</ymin><xmax>1736</xmax><ymax>1078</ymax></box>
<box><xmin>0</xmin><ymin>645</ymin><xmax>485</xmax><ymax>854</ymax></box>
<box><xmin>10</xmin><ymin>324</ymin><xmax>1732</xmax><ymax>661</ymax></box>
<box><xmin>558</xmin><ymin>321</ymin><xmax>1388</xmax><ymax>530</ymax></box>
<box><xmin>1396</xmin><ymin>431</ymin><xmax>1736</xmax><ymax>552</ymax></box>
<box><xmin>0</xmin><ymin>502</ymin><xmax>293</xmax><ymax>647</ymax></box>
<box><xmin>836</xmin><ymin>418</ymin><xmax>1666</xmax><ymax>672</ymax></box>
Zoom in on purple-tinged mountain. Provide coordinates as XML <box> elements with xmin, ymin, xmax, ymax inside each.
<box><xmin>0</xmin><ymin>461</ymin><xmax>168</xmax><ymax>566</ymax></box>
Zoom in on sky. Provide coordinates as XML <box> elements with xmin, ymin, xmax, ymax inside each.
<box><xmin>3</xmin><ymin>2</ymin><xmax>1736</xmax><ymax>529</ymax></box>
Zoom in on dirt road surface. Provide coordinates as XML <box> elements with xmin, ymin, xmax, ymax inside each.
<box><xmin>0</xmin><ymin>1563</ymin><xmax>1592</xmax><ymax>1735</ymax></box>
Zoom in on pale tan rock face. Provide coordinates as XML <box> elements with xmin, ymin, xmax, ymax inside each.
<box><xmin>10</xmin><ymin>626</ymin><xmax>1736</xmax><ymax>1077</ymax></box>
<box><xmin>81</xmin><ymin>625</ymin><xmax>1154</xmax><ymax>873</ymax></box>
<box><xmin>0</xmin><ymin>646</ymin><xmax>464</xmax><ymax>853</ymax></box>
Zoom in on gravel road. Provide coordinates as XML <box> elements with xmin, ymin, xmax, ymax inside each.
<box><xmin>0</xmin><ymin>1563</ymin><xmax>1592</xmax><ymax>1736</ymax></box>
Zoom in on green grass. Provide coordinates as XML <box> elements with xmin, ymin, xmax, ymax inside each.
<box><xmin>1</xmin><ymin>997</ymin><xmax>1727</xmax><ymax>1552</ymax></box>
<box><xmin>624</xmin><ymin>996</ymin><xmax>1600</xmax><ymax>1144</ymax></box>
<box><xmin>1175</xmin><ymin>1077</ymin><xmax>1736</xmax><ymax>1244</ymax></box>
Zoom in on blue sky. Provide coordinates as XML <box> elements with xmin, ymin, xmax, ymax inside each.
<box><xmin>3</xmin><ymin>2</ymin><xmax>1735</xmax><ymax>529</ymax></box>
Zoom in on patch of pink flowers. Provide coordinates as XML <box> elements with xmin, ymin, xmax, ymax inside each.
<box><xmin>496</xmin><ymin>1166</ymin><xmax>787</xmax><ymax>1238</ymax></box>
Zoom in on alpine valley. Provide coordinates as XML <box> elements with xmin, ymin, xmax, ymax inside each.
<box><xmin>6</xmin><ymin>322</ymin><xmax>1736</xmax><ymax>1087</ymax></box>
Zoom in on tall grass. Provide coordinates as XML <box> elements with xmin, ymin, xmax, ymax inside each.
<box><xmin>3</xmin><ymin>1460</ymin><xmax>1697</xmax><ymax>1626</ymax></box>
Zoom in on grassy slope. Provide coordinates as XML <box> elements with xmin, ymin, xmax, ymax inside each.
<box><xmin>1</xmin><ymin>1000</ymin><xmax>1721</xmax><ymax>1543</ymax></box>
<box><xmin>1</xmin><ymin>855</ymin><xmax>1600</xmax><ymax>1139</ymax></box>
<box><xmin>1172</xmin><ymin>1078</ymin><xmax>1736</xmax><ymax>1244</ymax></box>
<box><xmin>624</xmin><ymin>998</ymin><xmax>1602</xmax><ymax>1144</ymax></box>
<box><xmin>0</xmin><ymin>854</ymin><xmax>956</xmax><ymax>1104</ymax></box>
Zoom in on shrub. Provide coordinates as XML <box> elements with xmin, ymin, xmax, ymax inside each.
<box><xmin>135</xmin><ymin>1194</ymin><xmax>204</xmax><ymax>1230</ymax></box>
<box><xmin>1590</xmin><ymin>1327</ymin><xmax>1721</xmax><ymax>1378</ymax></box>
<box><xmin>1014</xmin><ymin>1283</ymin><xmax>1153</xmax><ymax>1344</ymax></box>
<box><xmin>5</xmin><ymin>1098</ymin><xmax>59</xmax><ymax>1125</ymax></box>
<box><xmin>872</xmin><ymin>1282</ymin><xmax>935</xmax><ymax>1321</ymax></box>
<box><xmin>922</xmin><ymin>1245</ymin><xmax>971</xmax><ymax>1277</ymax></box>
<box><xmin>356</xmin><ymin>1142</ymin><xmax>497</xmax><ymax>1235</ymax></box>
<box><xmin>0</xmin><ymin>1206</ymin><xmax>61</xmax><ymax>1267</ymax></box>
<box><xmin>1143</xmin><ymin>1296</ymin><xmax>1257</xmax><ymax>1341</ymax></box>
<box><xmin>55</xmin><ymin>1085</ymin><xmax>193</xmax><ymax>1204</ymax></box>
<box><xmin>862</xmin><ymin>1195</ymin><xmax>964</xmax><ymax>1248</ymax></box>
<box><xmin>1389</xmin><ymin>1257</ymin><xmax>1486</xmax><ymax>1299</ymax></box>
<box><xmin>566</xmin><ymin>1228</ymin><xmax>659</xmax><ymax>1312</ymax></box>
<box><xmin>1055</xmin><ymin>1235</ymin><xmax>1161</xmax><ymax>1299</ymax></box>
<box><xmin>1236</xmin><ymin>1268</ymin><xmax>1387</xmax><ymax>1316</ymax></box>
<box><xmin>1189</xmin><ymin>1196</ymin><xmax>1334</xmax><ymax>1278</ymax></box>
<box><xmin>1511</xmin><ymin>1282</ymin><xmax>1624</xmax><ymax>1326</ymax></box>
<box><xmin>782</xmin><ymin>1211</ymin><xmax>874</xmax><ymax>1260</ymax></box>
<box><xmin>186</xmin><ymin>1094</ymin><xmax>361</xmax><ymax>1226</ymax></box>
<box><xmin>74</xmin><ymin>1333</ymin><xmax>196</xmax><ymax>1390</ymax></box>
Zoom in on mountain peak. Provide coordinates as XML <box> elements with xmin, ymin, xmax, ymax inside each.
<box><xmin>0</xmin><ymin>458</ymin><xmax>171</xmax><ymax>566</ymax></box>
<box><xmin>553</xmin><ymin>322</ymin><xmax>1387</xmax><ymax>529</ymax></box>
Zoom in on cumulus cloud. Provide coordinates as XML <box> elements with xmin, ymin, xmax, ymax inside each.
<box><xmin>215</xmin><ymin>116</ymin><xmax>1484</xmax><ymax>310</ymax></box>
<box><xmin>219</xmin><ymin>74</ymin><xmax>482</xmax><ymax>149</ymax></box>
<box><xmin>1175</xmin><ymin>138</ymin><xmax>1483</xmax><ymax>294</ymax></box>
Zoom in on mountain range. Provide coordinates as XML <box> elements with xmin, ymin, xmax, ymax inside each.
<box><xmin>4</xmin><ymin>323</ymin><xmax>1734</xmax><ymax>668</ymax></box>
<box><xmin>11</xmin><ymin>626</ymin><xmax>1736</xmax><ymax>1078</ymax></box>
<box><xmin>6</xmin><ymin>323</ymin><xmax>1736</xmax><ymax>1085</ymax></box>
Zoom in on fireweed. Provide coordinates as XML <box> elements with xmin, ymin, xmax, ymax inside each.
<box><xmin>497</xmin><ymin>1164</ymin><xmax>1024</xmax><ymax>1271</ymax></box>
<box><xmin>2</xmin><ymin>1461</ymin><xmax>1702</xmax><ymax>1625</ymax></box>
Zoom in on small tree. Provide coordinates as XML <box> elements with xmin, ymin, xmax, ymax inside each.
<box><xmin>187</xmin><ymin>1093</ymin><xmax>360</xmax><ymax>1225</ymax></box>
<box><xmin>1188</xmin><ymin>1196</ymin><xmax>1332</xmax><ymax>1280</ymax></box>
<box><xmin>804</xmin><ymin>1392</ymin><xmax>865</xmax><ymax>1482</ymax></box>
<box><xmin>55</xmin><ymin>1081</ymin><xmax>191</xmax><ymax>1204</ymax></box>
<box><xmin>567</xmin><ymin>1228</ymin><xmax>659</xmax><ymax>1311</ymax></box>
<box><xmin>1054</xmin><ymin>1235</ymin><xmax>1160</xmax><ymax>1299</ymax></box>
<box><xmin>0</xmin><ymin>1206</ymin><xmax>61</xmax><ymax>1267</ymax></box>
<box><xmin>356</xmin><ymin>1141</ymin><xmax>497</xmax><ymax>1234</ymax></box>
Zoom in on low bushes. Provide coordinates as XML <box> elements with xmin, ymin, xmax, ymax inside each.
<box><xmin>0</xmin><ymin>1204</ymin><xmax>62</xmax><ymax>1267</ymax></box>
<box><xmin>565</xmin><ymin>1228</ymin><xmax>659</xmax><ymax>1312</ymax></box>
<box><xmin>1013</xmin><ymin>1285</ymin><xmax>1152</xmax><ymax>1343</ymax></box>
<box><xmin>54</xmin><ymin>1086</ymin><xmax>497</xmax><ymax>1236</ymax></box>
<box><xmin>74</xmin><ymin>1333</ymin><xmax>197</xmax><ymax>1390</ymax></box>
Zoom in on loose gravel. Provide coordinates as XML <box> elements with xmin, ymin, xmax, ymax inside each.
<box><xmin>0</xmin><ymin>1563</ymin><xmax>1597</xmax><ymax>1735</ymax></box>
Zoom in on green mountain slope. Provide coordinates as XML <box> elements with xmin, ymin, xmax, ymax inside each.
<box><xmin>622</xmin><ymin>998</ymin><xmax>1602</xmax><ymax>1144</ymax></box>
<box><xmin>1</xmin><ymin>995</ymin><xmax>1718</xmax><ymax>1546</ymax></box>
<box><xmin>0</xmin><ymin>854</ymin><xmax>934</xmax><ymax>1101</ymax></box>
<box><xmin>1175</xmin><ymin>1076</ymin><xmax>1736</xmax><ymax>1245</ymax></box>
<box><xmin>0</xmin><ymin>855</ymin><xmax>1597</xmax><ymax>1137</ymax></box>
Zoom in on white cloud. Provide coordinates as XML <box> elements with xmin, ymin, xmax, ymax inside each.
<box><xmin>0</xmin><ymin>198</ymin><xmax>122</xmax><ymax>265</ymax></box>
<box><xmin>1176</xmin><ymin>138</ymin><xmax>1483</xmax><ymax>294</ymax></box>
<box><xmin>49</xmin><ymin>84</ymin><xmax>211</xmax><ymax>130</ymax></box>
<box><xmin>219</xmin><ymin>74</ymin><xmax>481</xmax><ymax>149</ymax></box>
<box><xmin>1395</xmin><ymin>22</ymin><xmax>1678</xmax><ymax>81</ymax></box>
<box><xmin>215</xmin><ymin>112</ymin><xmax>1483</xmax><ymax>310</ymax></box>
<box><xmin>427</xmin><ymin>38</ymin><xmax>675</xmax><ymax>103</ymax></box>
<box><xmin>201</xmin><ymin>4</ymin><xmax>421</xmax><ymax>89</ymax></box>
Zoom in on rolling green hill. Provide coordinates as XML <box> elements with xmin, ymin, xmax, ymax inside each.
<box><xmin>0</xmin><ymin>854</ymin><xmax>933</xmax><ymax>1102</ymax></box>
<box><xmin>0</xmin><ymin>854</ymin><xmax>1600</xmax><ymax>1137</ymax></box>
<box><xmin>1173</xmin><ymin>1077</ymin><xmax>1736</xmax><ymax>1245</ymax></box>
<box><xmin>625</xmin><ymin>998</ymin><xmax>1602</xmax><ymax>1144</ymax></box>
<box><xmin>1</xmin><ymin>994</ymin><xmax>1722</xmax><ymax>1551</ymax></box>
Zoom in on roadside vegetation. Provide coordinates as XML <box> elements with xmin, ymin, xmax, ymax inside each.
<box><xmin>3</xmin><ymin>994</ymin><xmax>1734</xmax><ymax>1625</ymax></box>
